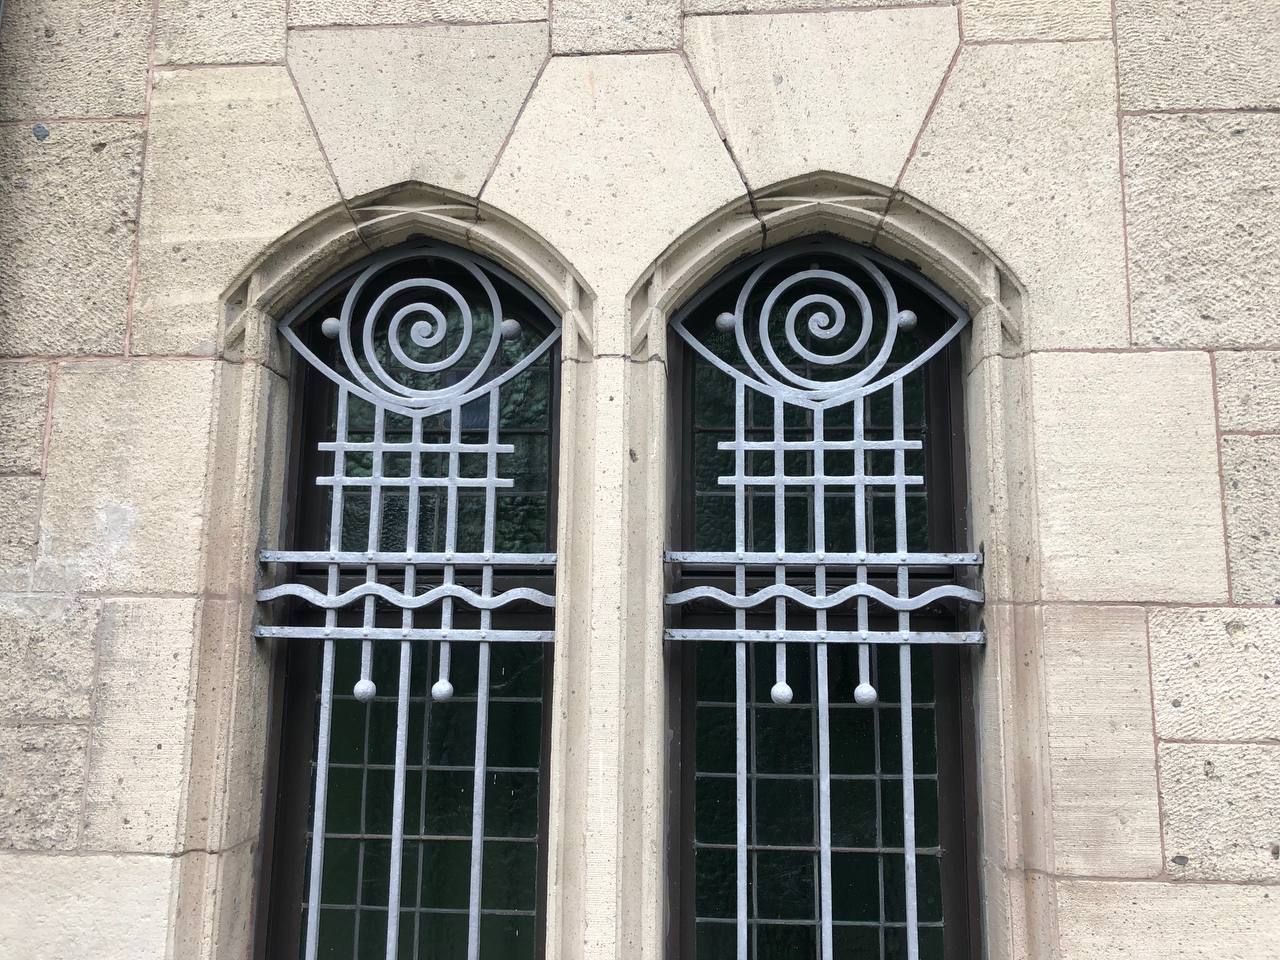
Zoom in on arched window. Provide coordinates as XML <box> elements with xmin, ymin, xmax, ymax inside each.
<box><xmin>665</xmin><ymin>237</ymin><xmax>983</xmax><ymax>960</ymax></box>
<box><xmin>256</xmin><ymin>244</ymin><xmax>561</xmax><ymax>960</ymax></box>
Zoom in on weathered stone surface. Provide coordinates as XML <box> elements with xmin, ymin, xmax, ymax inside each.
<box><xmin>684</xmin><ymin>7</ymin><xmax>956</xmax><ymax>189</ymax></box>
<box><xmin>1161</xmin><ymin>743</ymin><xmax>1280</xmax><ymax>882</ymax></box>
<box><xmin>0</xmin><ymin>477</ymin><xmax>41</xmax><ymax>576</ymax></box>
<box><xmin>82</xmin><ymin>599</ymin><xmax>198</xmax><ymax>852</ymax></box>
<box><xmin>1032</xmin><ymin>352</ymin><xmax>1228</xmax><ymax>602</ymax></box>
<box><xmin>687</xmin><ymin>0</ymin><xmax>933</xmax><ymax>10</ymax></box>
<box><xmin>289</xmin><ymin>0</ymin><xmax>547</xmax><ymax>25</ymax></box>
<box><xmin>552</xmin><ymin>0</ymin><xmax>677</xmax><ymax>53</ymax></box>
<box><xmin>155</xmin><ymin>0</ymin><xmax>287</xmax><ymax>64</ymax></box>
<box><xmin>1056</xmin><ymin>878</ymin><xmax>1280</xmax><ymax>958</ymax></box>
<box><xmin>1042</xmin><ymin>605</ymin><xmax>1162</xmax><ymax>876</ymax></box>
<box><xmin>484</xmin><ymin>54</ymin><xmax>742</xmax><ymax>352</ymax></box>
<box><xmin>134</xmin><ymin>66</ymin><xmax>339</xmax><ymax>355</ymax></box>
<box><xmin>1116</xmin><ymin>0</ymin><xmax>1280</xmax><ymax>111</ymax></box>
<box><xmin>1222</xmin><ymin>435</ymin><xmax>1280</xmax><ymax>604</ymax></box>
<box><xmin>0</xmin><ymin>363</ymin><xmax>47</xmax><ymax>475</ymax></box>
<box><xmin>1125</xmin><ymin>114</ymin><xmax>1280</xmax><ymax>348</ymax></box>
<box><xmin>902</xmin><ymin>42</ymin><xmax>1126</xmax><ymax>349</ymax></box>
<box><xmin>34</xmin><ymin>360</ymin><xmax>216</xmax><ymax>595</ymax></box>
<box><xmin>962</xmin><ymin>0</ymin><xmax>1111</xmax><ymax>40</ymax></box>
<box><xmin>0</xmin><ymin>0</ymin><xmax>152</xmax><ymax>119</ymax></box>
<box><xmin>290</xmin><ymin>22</ymin><xmax>546</xmax><ymax>199</ymax></box>
<box><xmin>1216</xmin><ymin>351</ymin><xmax>1280</xmax><ymax>433</ymax></box>
<box><xmin>0</xmin><ymin>596</ymin><xmax>98</xmax><ymax>724</ymax></box>
<box><xmin>0</xmin><ymin>724</ymin><xmax>87</xmax><ymax>849</ymax></box>
<box><xmin>0</xmin><ymin>851</ymin><xmax>175</xmax><ymax>958</ymax></box>
<box><xmin>1150</xmin><ymin>608</ymin><xmax>1280</xmax><ymax>742</ymax></box>
<box><xmin>0</xmin><ymin>123</ymin><xmax>141</xmax><ymax>357</ymax></box>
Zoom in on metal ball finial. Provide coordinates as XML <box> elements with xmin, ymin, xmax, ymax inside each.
<box><xmin>431</xmin><ymin>678</ymin><xmax>454</xmax><ymax>702</ymax></box>
<box><xmin>353</xmin><ymin>678</ymin><xmax>376</xmax><ymax>702</ymax></box>
<box><xmin>321</xmin><ymin>316</ymin><xmax>341</xmax><ymax>339</ymax></box>
<box><xmin>500</xmin><ymin>317</ymin><xmax>522</xmax><ymax>341</ymax></box>
<box><xmin>896</xmin><ymin>310</ymin><xmax>918</xmax><ymax>333</ymax></box>
<box><xmin>854</xmin><ymin>682</ymin><xmax>878</xmax><ymax>705</ymax></box>
<box><xmin>714</xmin><ymin>312</ymin><xmax>736</xmax><ymax>332</ymax></box>
<box><xmin>770</xmin><ymin>681</ymin><xmax>793</xmax><ymax>705</ymax></box>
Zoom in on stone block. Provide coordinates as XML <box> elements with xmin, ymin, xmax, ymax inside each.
<box><xmin>686</xmin><ymin>0</ymin><xmax>933</xmax><ymax>10</ymax></box>
<box><xmin>1216</xmin><ymin>351</ymin><xmax>1280</xmax><ymax>433</ymax></box>
<box><xmin>155</xmin><ymin>0</ymin><xmax>287</xmax><ymax>64</ymax></box>
<box><xmin>1222</xmin><ymin>435</ymin><xmax>1280</xmax><ymax>604</ymax></box>
<box><xmin>962</xmin><ymin>0</ymin><xmax>1111</xmax><ymax>40</ymax></box>
<box><xmin>0</xmin><ymin>724</ymin><xmax>87</xmax><ymax>850</ymax></box>
<box><xmin>1041</xmin><ymin>605</ymin><xmax>1162</xmax><ymax>876</ymax></box>
<box><xmin>288</xmin><ymin>0</ymin><xmax>547</xmax><ymax>25</ymax></box>
<box><xmin>0</xmin><ymin>122</ymin><xmax>141</xmax><ymax>357</ymax></box>
<box><xmin>290</xmin><ymin>22</ymin><xmax>546</xmax><ymax>199</ymax></box>
<box><xmin>1125</xmin><ymin>114</ymin><xmax>1280</xmax><ymax>348</ymax></box>
<box><xmin>0</xmin><ymin>851</ymin><xmax>175</xmax><ymax>959</ymax></box>
<box><xmin>901</xmin><ymin>42</ymin><xmax>1127</xmax><ymax>349</ymax></box>
<box><xmin>1056</xmin><ymin>878</ymin><xmax>1280</xmax><ymax>959</ymax></box>
<box><xmin>0</xmin><ymin>596</ymin><xmax>98</xmax><ymax>724</ymax></box>
<box><xmin>483</xmin><ymin>54</ymin><xmax>742</xmax><ymax>352</ymax></box>
<box><xmin>0</xmin><ymin>477</ymin><xmax>41</xmax><ymax>578</ymax></box>
<box><xmin>34</xmin><ymin>360</ymin><xmax>216</xmax><ymax>595</ymax></box>
<box><xmin>82</xmin><ymin>599</ymin><xmax>198</xmax><ymax>853</ymax></box>
<box><xmin>0</xmin><ymin>0</ymin><xmax>152</xmax><ymax>119</ymax></box>
<box><xmin>0</xmin><ymin>363</ymin><xmax>48</xmax><ymax>474</ymax></box>
<box><xmin>1116</xmin><ymin>0</ymin><xmax>1280</xmax><ymax>111</ymax></box>
<box><xmin>1031</xmin><ymin>352</ymin><xmax>1228</xmax><ymax>602</ymax></box>
<box><xmin>1150</xmin><ymin>608</ymin><xmax>1280</xmax><ymax>742</ymax></box>
<box><xmin>1161</xmin><ymin>743</ymin><xmax>1280</xmax><ymax>882</ymax></box>
<box><xmin>684</xmin><ymin>7</ymin><xmax>957</xmax><ymax>189</ymax></box>
<box><xmin>551</xmin><ymin>0</ymin><xmax>678</xmax><ymax>53</ymax></box>
<box><xmin>134</xmin><ymin>66</ymin><xmax>339</xmax><ymax>355</ymax></box>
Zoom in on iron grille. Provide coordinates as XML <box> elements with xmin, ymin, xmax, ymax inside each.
<box><xmin>665</xmin><ymin>242</ymin><xmax>984</xmax><ymax>960</ymax></box>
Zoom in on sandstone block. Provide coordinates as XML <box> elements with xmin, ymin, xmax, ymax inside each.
<box><xmin>0</xmin><ymin>123</ymin><xmax>141</xmax><ymax>356</ymax></box>
<box><xmin>686</xmin><ymin>0</ymin><xmax>933</xmax><ymax>10</ymax></box>
<box><xmin>0</xmin><ymin>477</ymin><xmax>41</xmax><ymax>583</ymax></box>
<box><xmin>34</xmin><ymin>360</ymin><xmax>216</xmax><ymax>594</ymax></box>
<box><xmin>962</xmin><ymin>0</ymin><xmax>1111</xmax><ymax>41</ymax></box>
<box><xmin>1031</xmin><ymin>352</ymin><xmax>1227</xmax><ymax>602</ymax></box>
<box><xmin>0</xmin><ymin>596</ymin><xmax>98</xmax><ymax>724</ymax></box>
<box><xmin>551</xmin><ymin>0</ymin><xmax>678</xmax><ymax>53</ymax></box>
<box><xmin>288</xmin><ymin>0</ymin><xmax>547</xmax><ymax>25</ymax></box>
<box><xmin>901</xmin><ymin>42</ymin><xmax>1127</xmax><ymax>349</ymax></box>
<box><xmin>1125</xmin><ymin>114</ymin><xmax>1280</xmax><ymax>347</ymax></box>
<box><xmin>0</xmin><ymin>363</ymin><xmax>48</xmax><ymax>474</ymax></box>
<box><xmin>155</xmin><ymin>0</ymin><xmax>287</xmax><ymax>64</ymax></box>
<box><xmin>1222</xmin><ymin>435</ymin><xmax>1280</xmax><ymax>604</ymax></box>
<box><xmin>1160</xmin><ymin>743</ymin><xmax>1280</xmax><ymax>882</ymax></box>
<box><xmin>0</xmin><ymin>724</ymin><xmax>87</xmax><ymax>850</ymax></box>
<box><xmin>289</xmin><ymin>22</ymin><xmax>546</xmax><ymax>199</ymax></box>
<box><xmin>684</xmin><ymin>7</ymin><xmax>957</xmax><ymax>189</ymax></box>
<box><xmin>1215</xmin><ymin>351</ymin><xmax>1280</xmax><ymax>433</ymax></box>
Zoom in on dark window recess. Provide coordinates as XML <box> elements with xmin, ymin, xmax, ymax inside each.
<box><xmin>665</xmin><ymin>238</ymin><xmax>983</xmax><ymax>960</ymax></box>
<box><xmin>255</xmin><ymin>244</ymin><xmax>561</xmax><ymax>960</ymax></box>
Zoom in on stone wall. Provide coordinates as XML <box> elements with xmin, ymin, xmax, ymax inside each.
<box><xmin>0</xmin><ymin>1</ymin><xmax>1277</xmax><ymax>958</ymax></box>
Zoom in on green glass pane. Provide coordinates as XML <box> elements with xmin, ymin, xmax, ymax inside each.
<box><xmin>485</xmin><ymin>771</ymin><xmax>539</xmax><ymax>838</ymax></box>
<box><xmin>360</xmin><ymin>839</ymin><xmax>392</xmax><ymax>906</ymax></box>
<box><xmin>693</xmin><ymin>363</ymin><xmax>734</xmax><ymax>429</ymax></box>
<box><xmin>695</xmin><ymin>921</ymin><xmax>736</xmax><ymax>958</ymax></box>
<box><xmin>883</xmin><ymin>778</ymin><xmax>940</xmax><ymax>849</ymax></box>
<box><xmin>753</xmin><ymin>851</ymin><xmax>814</xmax><ymax>921</ymax></box>
<box><xmin>480</xmin><ymin>914</ymin><xmax>536</xmax><ymax>960</ymax></box>
<box><xmin>320</xmin><ymin>838</ymin><xmax>359</xmax><ymax>906</ymax></box>
<box><xmin>693</xmin><ymin>431</ymin><xmax>733</xmax><ymax>492</ymax></box>
<box><xmin>886</xmin><ymin>924</ymin><xmax>945</xmax><ymax>960</ymax></box>
<box><xmin>884</xmin><ymin>854</ymin><xmax>942</xmax><ymax>924</ymax></box>
<box><xmin>418</xmin><ymin>912</ymin><xmax>467</xmax><ymax>960</ymax></box>
<box><xmin>490</xmin><ymin>644</ymin><xmax>543</xmax><ymax>698</ymax></box>
<box><xmin>458</xmin><ymin>452</ymin><xmax>486</xmax><ymax>479</ymax></box>
<box><xmin>428</xmin><ymin>701</ymin><xmax>477</xmax><ymax>767</ymax></box>
<box><xmin>833</xmin><ymin>924</ymin><xmax>880</xmax><ymax>958</ymax></box>
<box><xmin>694</xmin><ymin>494</ymin><xmax>734</xmax><ymax>552</ymax></box>
<box><xmin>877</xmin><ymin>708</ymin><xmax>937</xmax><ymax>776</ymax></box>
<box><xmin>495</xmin><ymin>494</ymin><xmax>548</xmax><ymax>552</ymax></box>
<box><xmin>694</xmin><ymin>848</ymin><xmax>736</xmax><ymax>919</ymax></box>
<box><xmin>329</xmin><ymin>698</ymin><xmax>367</xmax><ymax>765</ymax></box>
<box><xmin>757</xmin><ymin>923</ymin><xmax>816</xmax><ymax>959</ymax></box>
<box><xmin>696</xmin><ymin>642</ymin><xmax>735</xmax><ymax>703</ymax></box>
<box><xmin>356</xmin><ymin>909</ymin><xmax>388</xmax><ymax>960</ymax></box>
<box><xmin>831</xmin><ymin>852</ymin><xmax>880</xmax><ymax>922</ymax></box>
<box><xmin>379</xmin><ymin>493</ymin><xmax>410</xmax><ymax>551</ymax></box>
<box><xmin>481</xmin><ymin>840</ymin><xmax>538</xmax><ymax>912</ymax></box>
<box><xmin>486</xmin><ymin>701</ymin><xmax>542</xmax><ymax>769</ymax></box>
<box><xmin>325</xmin><ymin>766</ymin><xmax>365</xmax><ymax>834</ymax></box>
<box><xmin>423</xmin><ymin>769</ymin><xmax>473</xmax><ymax>837</ymax></box>
<box><xmin>828</xmin><ymin>708</ymin><xmax>876</xmax><ymax>776</ymax></box>
<box><xmin>694</xmin><ymin>775</ymin><xmax>736</xmax><ymax>845</ymax></box>
<box><xmin>313</xmin><ymin>909</ymin><xmax>354</xmax><ymax>959</ymax></box>
<box><xmin>874</xmin><ymin>646</ymin><xmax>934</xmax><ymax>703</ymax></box>
<box><xmin>696</xmin><ymin>706</ymin><xmax>736</xmax><ymax>774</ymax></box>
<box><xmin>367</xmin><ymin>697</ymin><xmax>425</xmax><ymax>768</ymax></box>
<box><xmin>365</xmin><ymin>768</ymin><xmax>423</xmax><ymax>836</ymax></box>
<box><xmin>499</xmin><ymin>371</ymin><xmax>549</xmax><ymax>429</ymax></box>
<box><xmin>753</xmin><ymin>778</ymin><xmax>814</xmax><ymax>846</ymax></box>
<box><xmin>829</xmin><ymin>778</ymin><xmax>878</xmax><ymax>848</ymax></box>
<box><xmin>418</xmin><ymin>840</ymin><xmax>470</xmax><ymax>910</ymax></box>
<box><xmin>453</xmin><ymin>492</ymin><xmax>485</xmax><ymax>552</ymax></box>
<box><xmin>754</xmin><ymin>708</ymin><xmax>812</xmax><ymax>775</ymax></box>
<box><xmin>508</xmin><ymin>434</ymin><xmax>549</xmax><ymax>493</ymax></box>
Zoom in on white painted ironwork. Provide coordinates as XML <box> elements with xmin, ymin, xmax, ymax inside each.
<box><xmin>255</xmin><ymin>245</ymin><xmax>559</xmax><ymax>960</ymax></box>
<box><xmin>665</xmin><ymin>243</ymin><xmax>983</xmax><ymax>960</ymax></box>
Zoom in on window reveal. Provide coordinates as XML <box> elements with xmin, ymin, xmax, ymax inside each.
<box><xmin>256</xmin><ymin>245</ymin><xmax>560</xmax><ymax>960</ymax></box>
<box><xmin>666</xmin><ymin>240</ymin><xmax>984</xmax><ymax>960</ymax></box>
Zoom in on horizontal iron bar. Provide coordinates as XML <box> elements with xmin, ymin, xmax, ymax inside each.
<box><xmin>254</xmin><ymin>625</ymin><xmax>554</xmax><ymax>643</ymax></box>
<box><xmin>718</xmin><ymin>473</ymin><xmax>923</xmax><ymax>487</ymax></box>
<box><xmin>260</xmin><ymin>550</ymin><xmax>556</xmax><ymax>565</ymax></box>
<box><xmin>664</xmin><ymin>628</ymin><xmax>984</xmax><ymax>645</ymax></box>
<box><xmin>665</xmin><ymin>582</ymin><xmax>983</xmax><ymax>611</ymax></box>
<box><xmin>665</xmin><ymin>551</ymin><xmax>982</xmax><ymax>566</ymax></box>
<box><xmin>257</xmin><ymin>581</ymin><xmax>555</xmax><ymax>610</ymax></box>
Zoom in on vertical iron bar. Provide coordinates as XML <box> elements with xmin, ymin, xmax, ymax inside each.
<box><xmin>734</xmin><ymin>379</ymin><xmax>748</xmax><ymax>960</ymax></box>
<box><xmin>385</xmin><ymin>641</ymin><xmax>412</xmax><ymax>959</ymax></box>
<box><xmin>813</xmin><ymin>405</ymin><xmax>834</xmax><ymax>960</ymax></box>
<box><xmin>360</xmin><ymin>405</ymin><xmax>387</xmax><ymax>692</ymax></box>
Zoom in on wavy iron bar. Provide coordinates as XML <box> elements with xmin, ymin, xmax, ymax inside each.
<box><xmin>664</xmin><ymin>244</ymin><xmax>984</xmax><ymax>960</ymax></box>
<box><xmin>253</xmin><ymin>246</ymin><xmax>560</xmax><ymax>960</ymax></box>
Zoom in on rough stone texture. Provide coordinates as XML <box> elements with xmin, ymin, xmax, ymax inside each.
<box><xmin>288</xmin><ymin>0</ymin><xmax>547</xmax><ymax>25</ymax></box>
<box><xmin>0</xmin><ymin>477</ymin><xmax>41</xmax><ymax>573</ymax></box>
<box><xmin>1116</xmin><ymin>0</ymin><xmax>1280</xmax><ymax>111</ymax></box>
<box><xmin>0</xmin><ymin>0</ymin><xmax>152</xmax><ymax>119</ymax></box>
<box><xmin>962</xmin><ymin>0</ymin><xmax>1112</xmax><ymax>40</ymax></box>
<box><xmin>684</xmin><ymin>7</ymin><xmax>957</xmax><ymax>189</ymax></box>
<box><xmin>1041</xmin><ymin>605</ymin><xmax>1162</xmax><ymax>876</ymax></box>
<box><xmin>0</xmin><ymin>852</ymin><xmax>175</xmax><ymax>959</ymax></box>
<box><xmin>1150</xmin><ymin>608</ymin><xmax>1280</xmax><ymax>742</ymax></box>
<box><xmin>134</xmin><ymin>67</ymin><xmax>339</xmax><ymax>355</ymax></box>
<box><xmin>552</xmin><ymin>0</ymin><xmax>678</xmax><ymax>53</ymax></box>
<box><xmin>82</xmin><ymin>599</ymin><xmax>198</xmax><ymax>853</ymax></box>
<box><xmin>1125</xmin><ymin>114</ymin><xmax>1280</xmax><ymax>348</ymax></box>
<box><xmin>0</xmin><ymin>364</ymin><xmax>47</xmax><ymax>476</ymax></box>
<box><xmin>484</xmin><ymin>54</ymin><xmax>743</xmax><ymax>351</ymax></box>
<box><xmin>902</xmin><ymin>42</ymin><xmax>1127</xmax><ymax>349</ymax></box>
<box><xmin>34</xmin><ymin>360</ymin><xmax>216</xmax><ymax>595</ymax></box>
<box><xmin>1216</xmin><ymin>351</ymin><xmax>1280</xmax><ymax>433</ymax></box>
<box><xmin>0</xmin><ymin>724</ymin><xmax>88</xmax><ymax>850</ymax></box>
<box><xmin>289</xmin><ymin>22</ymin><xmax>546</xmax><ymax>199</ymax></box>
<box><xmin>686</xmin><ymin>0</ymin><xmax>934</xmax><ymax>10</ymax></box>
<box><xmin>1056</xmin><ymin>879</ymin><xmax>1280</xmax><ymax>959</ymax></box>
<box><xmin>0</xmin><ymin>596</ymin><xmax>98</xmax><ymax>724</ymax></box>
<box><xmin>1032</xmin><ymin>352</ymin><xmax>1228</xmax><ymax>602</ymax></box>
<box><xmin>155</xmin><ymin>0</ymin><xmax>287</xmax><ymax>64</ymax></box>
<box><xmin>1222</xmin><ymin>435</ymin><xmax>1280</xmax><ymax>604</ymax></box>
<box><xmin>0</xmin><ymin>122</ymin><xmax>142</xmax><ymax>357</ymax></box>
<box><xmin>1160</xmin><ymin>743</ymin><xmax>1280</xmax><ymax>882</ymax></box>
